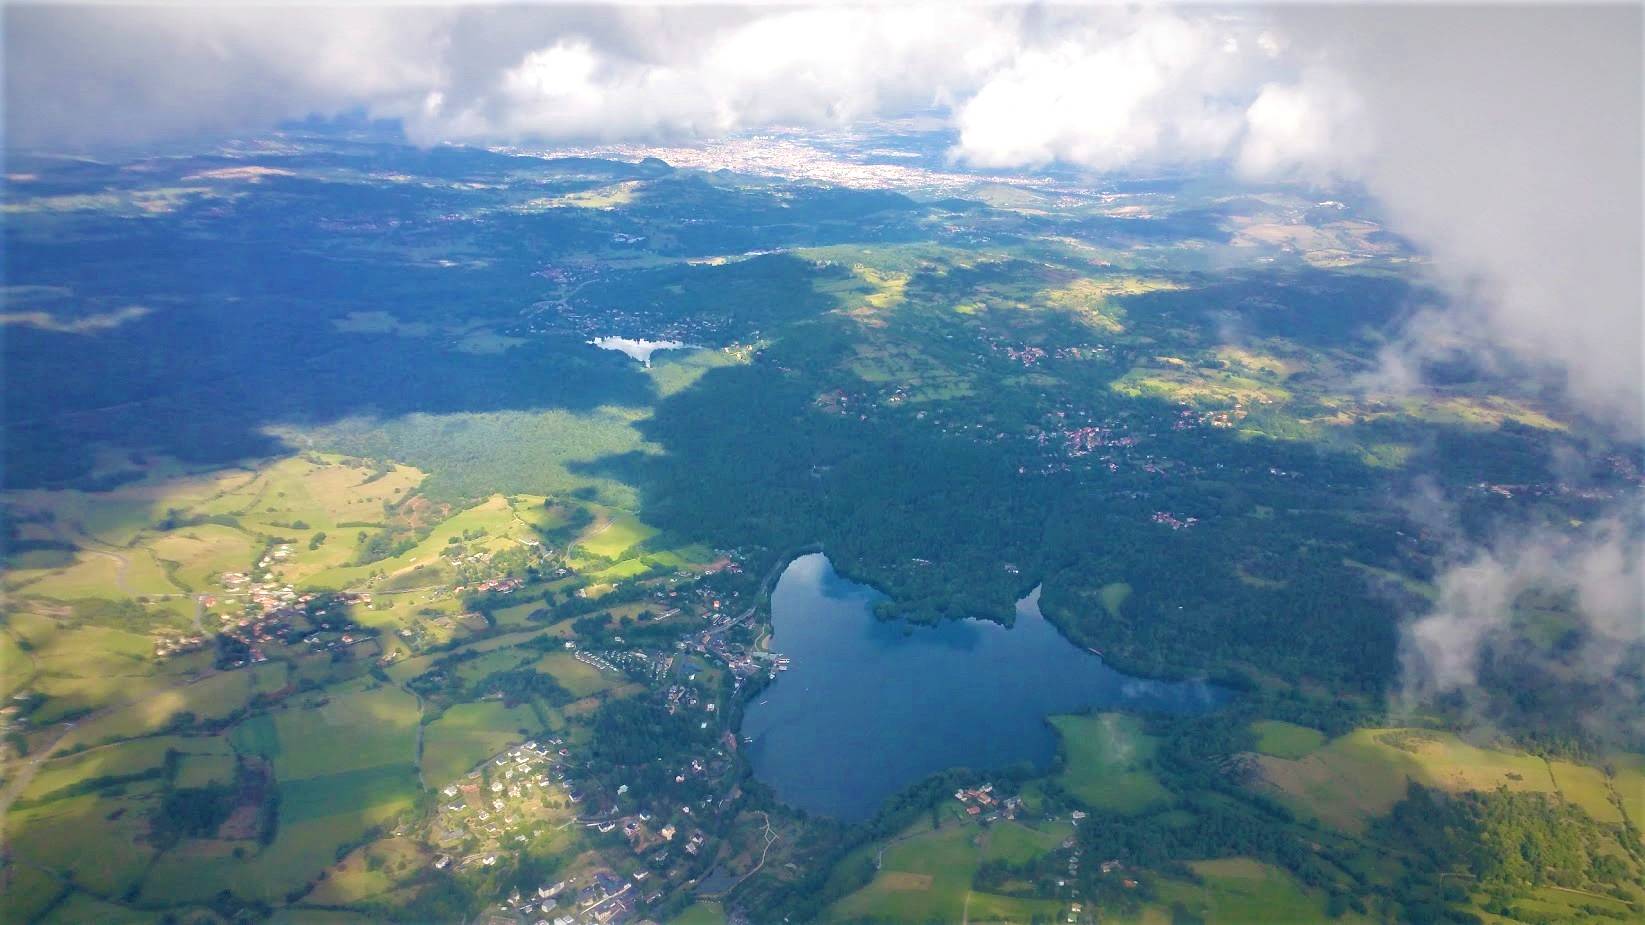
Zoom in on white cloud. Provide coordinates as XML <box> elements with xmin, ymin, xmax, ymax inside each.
<box><xmin>1397</xmin><ymin>516</ymin><xmax>1645</xmax><ymax>740</ymax></box>
<box><xmin>1236</xmin><ymin>70</ymin><xmax>1367</xmax><ymax>181</ymax></box>
<box><xmin>954</xmin><ymin>11</ymin><xmax>1268</xmax><ymax>172</ymax></box>
<box><xmin>406</xmin><ymin>5</ymin><xmax>1012</xmax><ymax>144</ymax></box>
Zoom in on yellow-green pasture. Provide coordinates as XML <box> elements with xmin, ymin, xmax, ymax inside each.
<box><xmin>572</xmin><ymin>507</ymin><xmax>658</xmax><ymax>562</ymax></box>
<box><xmin>303</xmin><ymin>493</ymin><xmax>534</xmax><ymax>590</ymax></box>
<box><xmin>828</xmin><ymin>817</ymin><xmax>1065</xmax><ymax>924</ymax></box>
<box><xmin>301</xmin><ymin>836</ymin><xmax>430</xmax><ymax>907</ymax></box>
<box><xmin>57</xmin><ymin>661</ymin><xmax>287</xmax><ymax>750</ymax></box>
<box><xmin>1150</xmin><ymin>857</ymin><xmax>1374</xmax><ymax>924</ymax></box>
<box><xmin>1250</xmin><ymin>728</ymin><xmax>1585</xmax><ymax>834</ymax></box>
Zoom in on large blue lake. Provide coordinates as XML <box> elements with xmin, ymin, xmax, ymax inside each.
<box><xmin>739</xmin><ymin>553</ymin><xmax>1226</xmax><ymax>821</ymax></box>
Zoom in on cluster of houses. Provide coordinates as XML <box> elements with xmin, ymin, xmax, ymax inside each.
<box><xmin>1470</xmin><ymin>479</ymin><xmax>1627</xmax><ymax>503</ymax></box>
<box><xmin>1058</xmin><ymin>425</ymin><xmax>1141</xmax><ymax>458</ymax></box>
<box><xmin>573</xmin><ymin>648</ymin><xmax>618</xmax><ymax>673</ymax></box>
<box><xmin>482</xmin><ymin>871</ymin><xmax>640</xmax><ymax>925</ymax></box>
<box><xmin>1055</xmin><ymin>345</ymin><xmax>1110</xmax><ymax>362</ymax></box>
<box><xmin>206</xmin><ymin>571</ymin><xmax>379</xmax><ymax>667</ymax></box>
<box><xmin>1001</xmin><ymin>344</ymin><xmax>1048</xmax><ymax>367</ymax></box>
<box><xmin>954</xmin><ymin>783</ymin><xmax>1024</xmax><ymax>822</ymax></box>
<box><xmin>432</xmin><ymin>740</ymin><xmax>572</xmax><ymax>856</ymax></box>
<box><xmin>1168</xmin><ymin>403</ymin><xmax>1249</xmax><ymax>431</ymax></box>
<box><xmin>1050</xmin><ymin>822</ymin><xmax>1137</xmax><ymax>922</ymax></box>
<box><xmin>152</xmin><ymin>632</ymin><xmax>206</xmax><ymax>660</ymax></box>
<box><xmin>596</xmin><ymin>648</ymin><xmax>678</xmax><ymax>682</ymax></box>
<box><xmin>1150</xmin><ymin>511</ymin><xmax>1199</xmax><ymax>530</ymax></box>
<box><xmin>414</xmin><ymin>556</ymin><xmax>777</xmax><ymax>918</ymax></box>
<box><xmin>462</xmin><ymin>576</ymin><xmax>524</xmax><ymax>595</ymax></box>
<box><xmin>686</xmin><ymin>630</ymin><xmax>785</xmax><ymax>683</ymax></box>
<box><xmin>663</xmin><ymin>683</ymin><xmax>706</xmax><ymax>716</ymax></box>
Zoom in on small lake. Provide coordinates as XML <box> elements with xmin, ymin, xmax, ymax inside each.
<box><xmin>739</xmin><ymin>553</ymin><xmax>1227</xmax><ymax>821</ymax></box>
<box><xmin>588</xmin><ymin>335</ymin><xmax>690</xmax><ymax>367</ymax></box>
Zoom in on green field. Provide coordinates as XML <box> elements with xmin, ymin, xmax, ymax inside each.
<box><xmin>1098</xmin><ymin>581</ymin><xmax>1131</xmax><ymax>617</ymax></box>
<box><xmin>669</xmin><ymin>901</ymin><xmax>729</xmax><ymax>925</ymax></box>
<box><xmin>11</xmin><ymin>546</ymin><xmax>182</xmax><ymax>601</ymax></box>
<box><xmin>230</xmin><ymin>682</ymin><xmax>418</xmax><ymax>780</ymax></box>
<box><xmin>0</xmin><ymin>862</ymin><xmax>70</xmax><ymax>924</ymax></box>
<box><xmin>301</xmin><ymin>836</ymin><xmax>429</xmax><ymax>906</ymax></box>
<box><xmin>3</xmin><ymin>455</ymin><xmax>426</xmax><ymax>613</ymax></box>
<box><xmin>1050</xmin><ymin>713</ymin><xmax>1172</xmax><ymax>814</ymax></box>
<box><xmin>1150</xmin><ymin>857</ymin><xmax>1370</xmax><ymax>924</ymax></box>
<box><xmin>574</xmin><ymin>509</ymin><xmax>658</xmax><ymax>561</ymax></box>
<box><xmin>1249</xmin><ymin>720</ymin><xmax>1326</xmax><ymax>759</ymax></box>
<box><xmin>145</xmin><ymin>522</ymin><xmax>259</xmax><ymax>591</ymax></box>
<box><xmin>533</xmin><ymin>650</ymin><xmax>623</xmax><ymax>698</ymax></box>
<box><xmin>280</xmin><ymin>765</ymin><xmax>420</xmax><ymax>825</ymax></box>
<box><xmin>829</xmin><ymin>819</ymin><xmax>1063</xmax><ymax>923</ymax></box>
<box><xmin>60</xmin><ymin>661</ymin><xmax>286</xmax><ymax>749</ymax></box>
<box><xmin>1482</xmin><ymin>883</ymin><xmax>1639</xmax><ymax>924</ymax></box>
<box><xmin>420</xmin><ymin>700</ymin><xmax>538</xmax><ymax>786</ymax></box>
<box><xmin>6</xmin><ymin>790</ymin><xmax>159</xmax><ymax>897</ymax></box>
<box><xmin>176</xmin><ymin>750</ymin><xmax>239</xmax><ymax>788</ymax></box>
<box><xmin>304</xmin><ymin>493</ymin><xmax>528</xmax><ymax>590</ymax></box>
<box><xmin>139</xmin><ymin>779</ymin><xmax>419</xmax><ymax>905</ymax></box>
<box><xmin>1250</xmin><ymin>728</ymin><xmax>1565</xmax><ymax>833</ymax></box>
<box><xmin>1547</xmin><ymin>758</ymin><xmax>1625</xmax><ymax>824</ymax></box>
<box><xmin>1610</xmin><ymin>754</ymin><xmax>1645</xmax><ymax>837</ymax></box>
<box><xmin>20</xmin><ymin>734</ymin><xmax>229</xmax><ymax>804</ymax></box>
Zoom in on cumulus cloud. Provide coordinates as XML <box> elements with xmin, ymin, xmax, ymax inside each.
<box><xmin>954</xmin><ymin>12</ymin><xmax>1252</xmax><ymax>170</ymax></box>
<box><xmin>1397</xmin><ymin>515</ymin><xmax>1645</xmax><ymax>742</ymax></box>
<box><xmin>409</xmin><ymin>5</ymin><xmax>1014</xmax><ymax>144</ymax></box>
<box><xmin>951</xmin><ymin>10</ymin><xmax>1366</xmax><ymax>181</ymax></box>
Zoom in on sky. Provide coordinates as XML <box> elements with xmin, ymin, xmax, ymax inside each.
<box><xmin>5</xmin><ymin>3</ymin><xmax>1643</xmax><ymax>716</ymax></box>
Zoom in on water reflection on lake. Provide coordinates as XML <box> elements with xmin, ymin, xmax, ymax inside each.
<box><xmin>739</xmin><ymin>553</ymin><xmax>1226</xmax><ymax>821</ymax></box>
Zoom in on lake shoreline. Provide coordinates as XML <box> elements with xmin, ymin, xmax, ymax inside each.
<box><xmin>738</xmin><ymin>552</ymin><xmax>1229</xmax><ymax>821</ymax></box>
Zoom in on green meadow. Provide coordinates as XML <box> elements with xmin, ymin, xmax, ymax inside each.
<box><xmin>230</xmin><ymin>682</ymin><xmax>418</xmax><ymax>780</ymax></box>
<box><xmin>1249</xmin><ymin>720</ymin><xmax>1326</xmax><ymax>759</ymax></box>
<box><xmin>1050</xmin><ymin>712</ymin><xmax>1172</xmax><ymax>814</ymax></box>
<box><xmin>1250</xmin><ymin>728</ymin><xmax>1566</xmax><ymax>833</ymax></box>
<box><xmin>1151</xmin><ymin>857</ymin><xmax>1372</xmax><ymax>924</ymax></box>
<box><xmin>420</xmin><ymin>700</ymin><xmax>538</xmax><ymax>787</ymax></box>
<box><xmin>829</xmin><ymin>818</ymin><xmax>1065</xmax><ymax>924</ymax></box>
